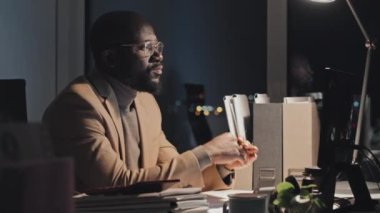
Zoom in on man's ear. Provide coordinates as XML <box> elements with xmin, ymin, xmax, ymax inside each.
<box><xmin>101</xmin><ymin>49</ymin><xmax>118</xmax><ymax>69</ymax></box>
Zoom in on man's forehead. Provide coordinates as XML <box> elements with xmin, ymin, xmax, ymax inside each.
<box><xmin>132</xmin><ymin>24</ymin><xmax>157</xmax><ymax>43</ymax></box>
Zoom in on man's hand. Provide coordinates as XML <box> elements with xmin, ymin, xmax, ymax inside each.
<box><xmin>224</xmin><ymin>137</ymin><xmax>258</xmax><ymax>170</ymax></box>
<box><xmin>202</xmin><ymin>133</ymin><xmax>258</xmax><ymax>167</ymax></box>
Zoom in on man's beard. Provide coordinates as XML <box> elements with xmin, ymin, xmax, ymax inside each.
<box><xmin>123</xmin><ymin>68</ymin><xmax>162</xmax><ymax>94</ymax></box>
<box><xmin>133</xmin><ymin>72</ymin><xmax>161</xmax><ymax>94</ymax></box>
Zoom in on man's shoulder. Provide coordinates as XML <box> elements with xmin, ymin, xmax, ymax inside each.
<box><xmin>136</xmin><ymin>92</ymin><xmax>159</xmax><ymax>105</ymax></box>
<box><xmin>135</xmin><ymin>92</ymin><xmax>160</xmax><ymax>111</ymax></box>
<box><xmin>136</xmin><ymin>91</ymin><xmax>155</xmax><ymax>100</ymax></box>
<box><xmin>65</xmin><ymin>75</ymin><xmax>92</xmax><ymax>93</ymax></box>
<box><xmin>48</xmin><ymin>75</ymin><xmax>101</xmax><ymax>108</ymax></box>
<box><xmin>60</xmin><ymin>75</ymin><xmax>106</xmax><ymax>98</ymax></box>
<box><xmin>42</xmin><ymin>75</ymin><xmax>104</xmax><ymax>121</ymax></box>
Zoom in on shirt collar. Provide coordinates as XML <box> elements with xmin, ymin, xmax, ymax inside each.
<box><xmin>105</xmin><ymin>75</ymin><xmax>137</xmax><ymax>111</ymax></box>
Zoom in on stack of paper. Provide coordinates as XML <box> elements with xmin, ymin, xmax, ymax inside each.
<box><xmin>74</xmin><ymin>187</ymin><xmax>209</xmax><ymax>213</ymax></box>
<box><xmin>162</xmin><ymin>191</ymin><xmax>208</xmax><ymax>213</ymax></box>
<box><xmin>75</xmin><ymin>194</ymin><xmax>170</xmax><ymax>213</ymax></box>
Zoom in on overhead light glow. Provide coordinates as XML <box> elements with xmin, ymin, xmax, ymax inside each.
<box><xmin>310</xmin><ymin>0</ymin><xmax>335</xmax><ymax>3</ymax></box>
<box><xmin>195</xmin><ymin>105</ymin><xmax>202</xmax><ymax>112</ymax></box>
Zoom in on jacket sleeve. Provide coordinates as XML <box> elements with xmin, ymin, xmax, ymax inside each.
<box><xmin>156</xmin><ymin>136</ymin><xmax>231</xmax><ymax>191</ymax></box>
<box><xmin>143</xmin><ymin>92</ymin><xmax>232</xmax><ymax>191</ymax></box>
<box><xmin>43</xmin><ymin>89</ymin><xmax>212</xmax><ymax>191</ymax></box>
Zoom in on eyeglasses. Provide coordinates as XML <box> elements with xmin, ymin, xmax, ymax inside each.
<box><xmin>119</xmin><ymin>41</ymin><xmax>164</xmax><ymax>57</ymax></box>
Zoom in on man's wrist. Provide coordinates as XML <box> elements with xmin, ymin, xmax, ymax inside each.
<box><xmin>192</xmin><ymin>145</ymin><xmax>212</xmax><ymax>170</ymax></box>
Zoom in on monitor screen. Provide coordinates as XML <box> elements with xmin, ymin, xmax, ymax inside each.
<box><xmin>0</xmin><ymin>79</ymin><xmax>27</xmax><ymax>123</ymax></box>
<box><xmin>317</xmin><ymin>69</ymin><xmax>356</xmax><ymax>169</ymax></box>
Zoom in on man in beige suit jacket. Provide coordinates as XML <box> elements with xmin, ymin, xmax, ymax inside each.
<box><xmin>43</xmin><ymin>11</ymin><xmax>258</xmax><ymax>192</ymax></box>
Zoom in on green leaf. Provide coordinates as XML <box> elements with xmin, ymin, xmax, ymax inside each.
<box><xmin>276</xmin><ymin>182</ymin><xmax>295</xmax><ymax>193</ymax></box>
<box><xmin>299</xmin><ymin>188</ymin><xmax>310</xmax><ymax>198</ymax></box>
<box><xmin>273</xmin><ymin>182</ymin><xmax>297</xmax><ymax>208</ymax></box>
<box><xmin>301</xmin><ymin>184</ymin><xmax>317</xmax><ymax>190</ymax></box>
<box><xmin>313</xmin><ymin>198</ymin><xmax>326</xmax><ymax>208</ymax></box>
<box><xmin>273</xmin><ymin>199</ymin><xmax>280</xmax><ymax>205</ymax></box>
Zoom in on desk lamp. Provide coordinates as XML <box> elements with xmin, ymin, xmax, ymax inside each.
<box><xmin>309</xmin><ymin>0</ymin><xmax>376</xmax><ymax>162</ymax></box>
<box><xmin>306</xmin><ymin>0</ymin><xmax>377</xmax><ymax>211</ymax></box>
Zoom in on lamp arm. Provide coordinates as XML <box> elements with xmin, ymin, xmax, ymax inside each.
<box><xmin>346</xmin><ymin>0</ymin><xmax>376</xmax><ymax>162</ymax></box>
<box><xmin>353</xmin><ymin>47</ymin><xmax>372</xmax><ymax>161</ymax></box>
<box><xmin>346</xmin><ymin>0</ymin><xmax>370</xmax><ymax>43</ymax></box>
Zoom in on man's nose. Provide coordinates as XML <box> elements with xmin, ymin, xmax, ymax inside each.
<box><xmin>150</xmin><ymin>51</ymin><xmax>163</xmax><ymax>62</ymax></box>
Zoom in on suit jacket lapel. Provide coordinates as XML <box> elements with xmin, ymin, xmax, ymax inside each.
<box><xmin>87</xmin><ymin>73</ymin><xmax>126</xmax><ymax>159</ymax></box>
<box><xmin>134</xmin><ymin>93</ymin><xmax>157</xmax><ymax>168</ymax></box>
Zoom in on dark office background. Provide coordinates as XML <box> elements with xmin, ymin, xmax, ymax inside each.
<box><xmin>86</xmin><ymin>0</ymin><xmax>267</xmax><ymax>152</ymax></box>
<box><xmin>288</xmin><ymin>0</ymin><xmax>380</xmax><ymax>149</ymax></box>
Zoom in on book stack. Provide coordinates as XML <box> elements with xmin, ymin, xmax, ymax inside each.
<box><xmin>74</xmin><ymin>181</ymin><xmax>208</xmax><ymax>213</ymax></box>
<box><xmin>75</xmin><ymin>193</ymin><xmax>172</xmax><ymax>213</ymax></box>
<box><xmin>159</xmin><ymin>189</ymin><xmax>209</xmax><ymax>213</ymax></box>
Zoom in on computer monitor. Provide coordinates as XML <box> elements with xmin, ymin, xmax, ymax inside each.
<box><xmin>0</xmin><ymin>79</ymin><xmax>27</xmax><ymax>123</ymax></box>
<box><xmin>317</xmin><ymin>69</ymin><xmax>356</xmax><ymax>169</ymax></box>
<box><xmin>316</xmin><ymin>70</ymin><xmax>379</xmax><ymax>211</ymax></box>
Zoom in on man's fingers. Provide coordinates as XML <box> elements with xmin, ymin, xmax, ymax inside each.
<box><xmin>237</xmin><ymin>137</ymin><xmax>250</xmax><ymax>144</ymax></box>
<box><xmin>237</xmin><ymin>138</ymin><xmax>258</xmax><ymax>150</ymax></box>
<box><xmin>234</xmin><ymin>158</ymin><xmax>245</xmax><ymax>167</ymax></box>
<box><xmin>243</xmin><ymin>147</ymin><xmax>258</xmax><ymax>155</ymax></box>
<box><xmin>238</xmin><ymin>147</ymin><xmax>257</xmax><ymax>162</ymax></box>
<box><xmin>246</xmin><ymin>152</ymin><xmax>257</xmax><ymax>162</ymax></box>
<box><xmin>236</xmin><ymin>139</ymin><xmax>258</xmax><ymax>160</ymax></box>
<box><xmin>225</xmin><ymin>151</ymin><xmax>258</xmax><ymax>170</ymax></box>
<box><xmin>240</xmin><ymin>144</ymin><xmax>258</xmax><ymax>156</ymax></box>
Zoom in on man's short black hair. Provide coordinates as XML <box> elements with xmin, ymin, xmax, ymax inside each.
<box><xmin>90</xmin><ymin>11</ymin><xmax>152</xmax><ymax>68</ymax></box>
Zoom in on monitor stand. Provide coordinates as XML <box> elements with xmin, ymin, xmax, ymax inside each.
<box><xmin>319</xmin><ymin>163</ymin><xmax>378</xmax><ymax>212</ymax></box>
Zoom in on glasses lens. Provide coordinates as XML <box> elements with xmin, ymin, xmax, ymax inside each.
<box><xmin>143</xmin><ymin>43</ymin><xmax>153</xmax><ymax>56</ymax></box>
<box><xmin>144</xmin><ymin>42</ymin><xmax>164</xmax><ymax>57</ymax></box>
<box><xmin>156</xmin><ymin>42</ymin><xmax>164</xmax><ymax>54</ymax></box>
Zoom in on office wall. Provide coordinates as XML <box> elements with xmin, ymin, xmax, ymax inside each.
<box><xmin>0</xmin><ymin>0</ymin><xmax>56</xmax><ymax>122</ymax></box>
<box><xmin>0</xmin><ymin>0</ymin><xmax>84</xmax><ymax>122</ymax></box>
<box><xmin>56</xmin><ymin>0</ymin><xmax>85</xmax><ymax>92</ymax></box>
<box><xmin>88</xmin><ymin>0</ymin><xmax>267</xmax><ymax>151</ymax></box>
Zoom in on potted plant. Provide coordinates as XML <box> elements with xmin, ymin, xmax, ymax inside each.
<box><xmin>272</xmin><ymin>181</ymin><xmax>325</xmax><ymax>213</ymax></box>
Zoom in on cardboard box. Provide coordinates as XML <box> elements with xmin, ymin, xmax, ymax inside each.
<box><xmin>282</xmin><ymin>101</ymin><xmax>320</xmax><ymax>182</ymax></box>
<box><xmin>233</xmin><ymin>165</ymin><xmax>254</xmax><ymax>190</ymax></box>
<box><xmin>252</xmin><ymin>103</ymin><xmax>283</xmax><ymax>190</ymax></box>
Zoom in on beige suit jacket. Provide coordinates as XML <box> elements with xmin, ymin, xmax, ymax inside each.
<box><xmin>43</xmin><ymin>74</ymin><xmax>228</xmax><ymax>191</ymax></box>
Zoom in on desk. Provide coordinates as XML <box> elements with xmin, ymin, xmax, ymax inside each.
<box><xmin>204</xmin><ymin>186</ymin><xmax>380</xmax><ymax>213</ymax></box>
<box><xmin>335</xmin><ymin>181</ymin><xmax>380</xmax><ymax>200</ymax></box>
